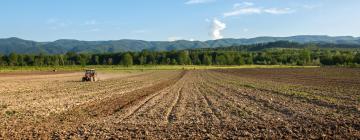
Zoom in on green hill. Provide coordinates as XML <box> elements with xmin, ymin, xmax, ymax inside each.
<box><xmin>0</xmin><ymin>35</ymin><xmax>359</xmax><ymax>54</ymax></box>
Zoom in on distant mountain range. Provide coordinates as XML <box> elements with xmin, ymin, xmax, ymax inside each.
<box><xmin>0</xmin><ymin>35</ymin><xmax>360</xmax><ymax>54</ymax></box>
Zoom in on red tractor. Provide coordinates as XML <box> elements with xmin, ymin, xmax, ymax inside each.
<box><xmin>82</xmin><ymin>69</ymin><xmax>98</xmax><ymax>82</ymax></box>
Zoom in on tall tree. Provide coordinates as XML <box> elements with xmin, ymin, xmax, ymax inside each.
<box><xmin>92</xmin><ymin>55</ymin><xmax>100</xmax><ymax>65</ymax></box>
<box><xmin>320</xmin><ymin>50</ymin><xmax>333</xmax><ymax>65</ymax></box>
<box><xmin>202</xmin><ymin>54</ymin><xmax>212</xmax><ymax>65</ymax></box>
<box><xmin>235</xmin><ymin>55</ymin><xmax>245</xmax><ymax>65</ymax></box>
<box><xmin>121</xmin><ymin>53</ymin><xmax>133</xmax><ymax>67</ymax></box>
<box><xmin>8</xmin><ymin>53</ymin><xmax>18</xmax><ymax>66</ymax></box>
<box><xmin>215</xmin><ymin>54</ymin><xmax>227</xmax><ymax>65</ymax></box>
<box><xmin>0</xmin><ymin>54</ymin><xmax>6</xmax><ymax>66</ymax></box>
<box><xmin>300</xmin><ymin>49</ymin><xmax>311</xmax><ymax>65</ymax></box>
<box><xmin>177</xmin><ymin>51</ymin><xmax>190</xmax><ymax>65</ymax></box>
<box><xmin>17</xmin><ymin>55</ymin><xmax>25</xmax><ymax>66</ymax></box>
<box><xmin>354</xmin><ymin>53</ymin><xmax>360</xmax><ymax>64</ymax></box>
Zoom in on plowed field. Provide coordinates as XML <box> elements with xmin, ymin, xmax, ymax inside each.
<box><xmin>0</xmin><ymin>68</ymin><xmax>359</xmax><ymax>139</ymax></box>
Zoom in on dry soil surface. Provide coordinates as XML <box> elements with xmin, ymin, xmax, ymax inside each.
<box><xmin>0</xmin><ymin>68</ymin><xmax>359</xmax><ymax>139</ymax></box>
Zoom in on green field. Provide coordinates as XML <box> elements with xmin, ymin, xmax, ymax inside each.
<box><xmin>0</xmin><ymin>65</ymin><xmax>320</xmax><ymax>72</ymax></box>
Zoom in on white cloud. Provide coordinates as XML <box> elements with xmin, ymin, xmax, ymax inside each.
<box><xmin>224</xmin><ymin>7</ymin><xmax>262</xmax><ymax>17</ymax></box>
<box><xmin>211</xmin><ymin>19</ymin><xmax>226</xmax><ymax>40</ymax></box>
<box><xmin>233</xmin><ymin>2</ymin><xmax>254</xmax><ymax>8</ymax></box>
<box><xmin>224</xmin><ymin>3</ymin><xmax>294</xmax><ymax>17</ymax></box>
<box><xmin>264</xmin><ymin>8</ymin><xmax>294</xmax><ymax>14</ymax></box>
<box><xmin>185</xmin><ymin>0</ymin><xmax>214</xmax><ymax>5</ymax></box>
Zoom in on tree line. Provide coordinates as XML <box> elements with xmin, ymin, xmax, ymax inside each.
<box><xmin>204</xmin><ymin>41</ymin><xmax>360</xmax><ymax>52</ymax></box>
<box><xmin>1</xmin><ymin>48</ymin><xmax>360</xmax><ymax>67</ymax></box>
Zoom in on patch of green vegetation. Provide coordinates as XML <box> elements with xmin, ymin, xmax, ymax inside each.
<box><xmin>0</xmin><ymin>66</ymin><xmax>84</xmax><ymax>72</ymax></box>
<box><xmin>243</xmin><ymin>84</ymin><xmax>256</xmax><ymax>89</ymax></box>
<box><xmin>226</xmin><ymin>76</ymin><xmax>339</xmax><ymax>105</ymax></box>
<box><xmin>5</xmin><ymin>110</ymin><xmax>16</xmax><ymax>116</ymax></box>
<box><xmin>291</xmin><ymin>91</ymin><xmax>310</xmax><ymax>97</ymax></box>
<box><xmin>321</xmin><ymin>96</ymin><xmax>338</xmax><ymax>103</ymax></box>
<box><xmin>277</xmin><ymin>86</ymin><xmax>339</xmax><ymax>103</ymax></box>
<box><xmin>0</xmin><ymin>65</ymin><xmax>319</xmax><ymax>72</ymax></box>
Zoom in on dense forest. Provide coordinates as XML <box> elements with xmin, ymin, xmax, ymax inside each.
<box><xmin>1</xmin><ymin>41</ymin><xmax>360</xmax><ymax>67</ymax></box>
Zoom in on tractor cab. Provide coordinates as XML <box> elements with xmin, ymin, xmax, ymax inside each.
<box><xmin>82</xmin><ymin>69</ymin><xmax>98</xmax><ymax>82</ymax></box>
<box><xmin>85</xmin><ymin>69</ymin><xmax>96</xmax><ymax>75</ymax></box>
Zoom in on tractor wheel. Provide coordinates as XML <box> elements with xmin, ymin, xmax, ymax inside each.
<box><xmin>82</xmin><ymin>77</ymin><xmax>86</xmax><ymax>82</ymax></box>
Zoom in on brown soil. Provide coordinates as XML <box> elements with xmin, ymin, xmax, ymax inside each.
<box><xmin>0</xmin><ymin>68</ymin><xmax>359</xmax><ymax>139</ymax></box>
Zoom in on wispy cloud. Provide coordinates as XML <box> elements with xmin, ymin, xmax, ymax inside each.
<box><xmin>46</xmin><ymin>18</ymin><xmax>104</xmax><ymax>32</ymax></box>
<box><xmin>224</xmin><ymin>7</ymin><xmax>262</xmax><ymax>17</ymax></box>
<box><xmin>224</xmin><ymin>2</ymin><xmax>294</xmax><ymax>17</ymax></box>
<box><xmin>185</xmin><ymin>0</ymin><xmax>215</xmax><ymax>5</ymax></box>
<box><xmin>233</xmin><ymin>2</ymin><xmax>254</xmax><ymax>8</ymax></box>
<box><xmin>210</xmin><ymin>19</ymin><xmax>226</xmax><ymax>40</ymax></box>
<box><xmin>264</xmin><ymin>8</ymin><xmax>294</xmax><ymax>14</ymax></box>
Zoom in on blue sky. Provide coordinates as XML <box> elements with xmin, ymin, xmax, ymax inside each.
<box><xmin>0</xmin><ymin>0</ymin><xmax>359</xmax><ymax>41</ymax></box>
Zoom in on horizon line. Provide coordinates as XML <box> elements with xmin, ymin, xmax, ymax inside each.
<box><xmin>1</xmin><ymin>35</ymin><xmax>359</xmax><ymax>42</ymax></box>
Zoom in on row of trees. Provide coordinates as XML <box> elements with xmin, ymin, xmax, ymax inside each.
<box><xmin>1</xmin><ymin>49</ymin><xmax>360</xmax><ymax>66</ymax></box>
